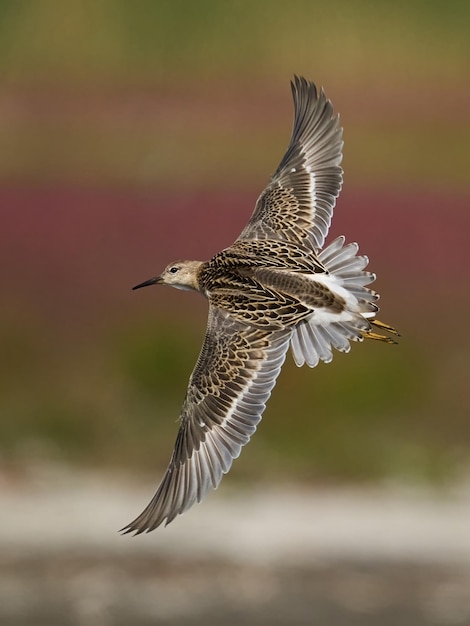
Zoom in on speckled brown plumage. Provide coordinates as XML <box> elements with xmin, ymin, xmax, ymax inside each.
<box><xmin>122</xmin><ymin>76</ymin><xmax>398</xmax><ymax>534</ymax></box>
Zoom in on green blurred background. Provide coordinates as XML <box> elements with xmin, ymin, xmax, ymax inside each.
<box><xmin>1</xmin><ymin>0</ymin><xmax>469</xmax><ymax>487</ymax></box>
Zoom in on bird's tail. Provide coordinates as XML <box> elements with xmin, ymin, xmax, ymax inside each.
<box><xmin>290</xmin><ymin>236</ymin><xmax>398</xmax><ymax>368</ymax></box>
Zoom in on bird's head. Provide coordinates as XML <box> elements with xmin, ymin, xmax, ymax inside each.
<box><xmin>133</xmin><ymin>260</ymin><xmax>203</xmax><ymax>292</ymax></box>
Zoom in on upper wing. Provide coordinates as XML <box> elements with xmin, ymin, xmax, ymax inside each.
<box><xmin>122</xmin><ymin>306</ymin><xmax>291</xmax><ymax>533</ymax></box>
<box><xmin>238</xmin><ymin>76</ymin><xmax>343</xmax><ymax>251</ymax></box>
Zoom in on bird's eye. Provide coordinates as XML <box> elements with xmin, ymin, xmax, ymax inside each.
<box><xmin>169</xmin><ymin>266</ymin><xmax>179</xmax><ymax>274</ymax></box>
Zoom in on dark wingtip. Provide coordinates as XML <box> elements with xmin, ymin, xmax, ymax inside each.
<box><xmin>119</xmin><ymin>522</ymin><xmax>143</xmax><ymax>536</ymax></box>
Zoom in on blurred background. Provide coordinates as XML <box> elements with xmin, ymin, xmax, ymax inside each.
<box><xmin>1</xmin><ymin>1</ymin><xmax>469</xmax><ymax>624</ymax></box>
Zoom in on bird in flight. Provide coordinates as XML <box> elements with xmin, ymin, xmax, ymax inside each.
<box><xmin>123</xmin><ymin>76</ymin><xmax>397</xmax><ymax>534</ymax></box>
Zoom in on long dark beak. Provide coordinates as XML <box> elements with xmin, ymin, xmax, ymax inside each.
<box><xmin>132</xmin><ymin>276</ymin><xmax>162</xmax><ymax>291</ymax></box>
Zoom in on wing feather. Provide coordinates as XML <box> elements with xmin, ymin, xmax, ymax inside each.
<box><xmin>238</xmin><ymin>76</ymin><xmax>343</xmax><ymax>250</ymax></box>
<box><xmin>122</xmin><ymin>306</ymin><xmax>291</xmax><ymax>533</ymax></box>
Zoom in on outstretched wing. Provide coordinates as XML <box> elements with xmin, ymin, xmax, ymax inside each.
<box><xmin>238</xmin><ymin>76</ymin><xmax>343</xmax><ymax>251</ymax></box>
<box><xmin>122</xmin><ymin>306</ymin><xmax>291</xmax><ymax>533</ymax></box>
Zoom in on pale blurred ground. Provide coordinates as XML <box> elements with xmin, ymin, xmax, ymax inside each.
<box><xmin>1</xmin><ymin>1</ymin><xmax>470</xmax><ymax>624</ymax></box>
<box><xmin>1</xmin><ymin>465</ymin><xmax>470</xmax><ymax>625</ymax></box>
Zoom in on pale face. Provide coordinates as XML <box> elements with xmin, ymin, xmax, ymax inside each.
<box><xmin>158</xmin><ymin>261</ymin><xmax>201</xmax><ymax>290</ymax></box>
<box><xmin>133</xmin><ymin>260</ymin><xmax>202</xmax><ymax>292</ymax></box>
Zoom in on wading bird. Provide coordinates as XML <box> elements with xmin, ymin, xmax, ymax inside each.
<box><xmin>123</xmin><ymin>76</ymin><xmax>397</xmax><ymax>534</ymax></box>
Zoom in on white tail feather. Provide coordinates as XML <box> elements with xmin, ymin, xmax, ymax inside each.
<box><xmin>290</xmin><ymin>236</ymin><xmax>377</xmax><ymax>368</ymax></box>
